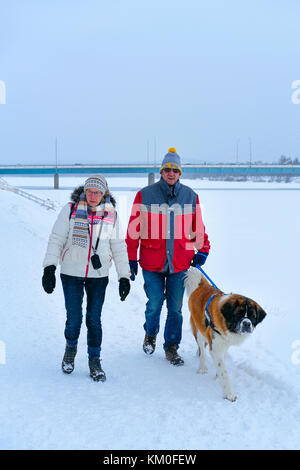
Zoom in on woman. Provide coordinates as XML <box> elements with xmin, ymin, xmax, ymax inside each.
<box><xmin>42</xmin><ymin>175</ymin><xmax>130</xmax><ymax>382</ymax></box>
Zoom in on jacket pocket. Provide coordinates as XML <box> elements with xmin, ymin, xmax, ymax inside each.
<box><xmin>140</xmin><ymin>238</ymin><xmax>164</xmax><ymax>269</ymax></box>
<box><xmin>140</xmin><ymin>238</ymin><xmax>162</xmax><ymax>249</ymax></box>
<box><xmin>61</xmin><ymin>248</ymin><xmax>70</xmax><ymax>262</ymax></box>
<box><xmin>173</xmin><ymin>239</ymin><xmax>195</xmax><ymax>270</ymax></box>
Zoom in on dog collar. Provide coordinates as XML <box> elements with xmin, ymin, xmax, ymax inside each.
<box><xmin>205</xmin><ymin>294</ymin><xmax>221</xmax><ymax>335</ymax></box>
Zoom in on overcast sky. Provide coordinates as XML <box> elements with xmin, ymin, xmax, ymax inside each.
<box><xmin>0</xmin><ymin>0</ymin><xmax>299</xmax><ymax>165</ymax></box>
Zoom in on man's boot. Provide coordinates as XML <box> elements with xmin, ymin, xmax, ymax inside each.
<box><xmin>88</xmin><ymin>357</ymin><xmax>106</xmax><ymax>382</ymax></box>
<box><xmin>165</xmin><ymin>344</ymin><xmax>184</xmax><ymax>366</ymax></box>
<box><xmin>143</xmin><ymin>333</ymin><xmax>157</xmax><ymax>355</ymax></box>
<box><xmin>62</xmin><ymin>344</ymin><xmax>77</xmax><ymax>374</ymax></box>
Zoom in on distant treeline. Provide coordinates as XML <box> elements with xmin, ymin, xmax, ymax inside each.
<box><xmin>277</xmin><ymin>156</ymin><xmax>300</xmax><ymax>165</ymax></box>
<box><xmin>183</xmin><ymin>174</ymin><xmax>299</xmax><ymax>183</ymax></box>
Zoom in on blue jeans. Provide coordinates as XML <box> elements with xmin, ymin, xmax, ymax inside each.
<box><xmin>60</xmin><ymin>274</ymin><xmax>109</xmax><ymax>359</ymax></box>
<box><xmin>142</xmin><ymin>269</ymin><xmax>187</xmax><ymax>350</ymax></box>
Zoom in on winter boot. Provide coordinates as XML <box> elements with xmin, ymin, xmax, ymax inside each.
<box><xmin>143</xmin><ymin>333</ymin><xmax>157</xmax><ymax>355</ymax></box>
<box><xmin>62</xmin><ymin>344</ymin><xmax>77</xmax><ymax>374</ymax></box>
<box><xmin>165</xmin><ymin>344</ymin><xmax>184</xmax><ymax>366</ymax></box>
<box><xmin>88</xmin><ymin>357</ymin><xmax>106</xmax><ymax>382</ymax></box>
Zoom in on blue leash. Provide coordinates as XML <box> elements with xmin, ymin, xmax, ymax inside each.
<box><xmin>195</xmin><ymin>264</ymin><xmax>221</xmax><ymax>335</ymax></box>
<box><xmin>195</xmin><ymin>264</ymin><xmax>220</xmax><ymax>290</ymax></box>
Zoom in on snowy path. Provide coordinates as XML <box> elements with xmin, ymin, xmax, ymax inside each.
<box><xmin>1</xmin><ymin>181</ymin><xmax>300</xmax><ymax>450</ymax></box>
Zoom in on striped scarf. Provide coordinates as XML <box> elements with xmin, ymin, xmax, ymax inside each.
<box><xmin>71</xmin><ymin>192</ymin><xmax>107</xmax><ymax>248</ymax></box>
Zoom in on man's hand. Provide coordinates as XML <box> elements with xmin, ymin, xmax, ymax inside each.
<box><xmin>129</xmin><ymin>260</ymin><xmax>138</xmax><ymax>281</ymax></box>
<box><xmin>191</xmin><ymin>252</ymin><xmax>208</xmax><ymax>267</ymax></box>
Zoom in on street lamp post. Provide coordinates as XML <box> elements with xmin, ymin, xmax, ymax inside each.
<box><xmin>54</xmin><ymin>137</ymin><xmax>59</xmax><ymax>189</ymax></box>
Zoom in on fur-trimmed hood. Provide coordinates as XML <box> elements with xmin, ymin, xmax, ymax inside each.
<box><xmin>70</xmin><ymin>185</ymin><xmax>116</xmax><ymax>207</ymax></box>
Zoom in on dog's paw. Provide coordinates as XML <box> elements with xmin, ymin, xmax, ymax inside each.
<box><xmin>197</xmin><ymin>366</ymin><xmax>208</xmax><ymax>374</ymax></box>
<box><xmin>223</xmin><ymin>392</ymin><xmax>237</xmax><ymax>402</ymax></box>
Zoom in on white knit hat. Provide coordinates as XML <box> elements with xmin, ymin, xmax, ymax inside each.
<box><xmin>84</xmin><ymin>175</ymin><xmax>108</xmax><ymax>194</ymax></box>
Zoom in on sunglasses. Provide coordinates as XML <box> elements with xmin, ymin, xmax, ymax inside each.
<box><xmin>163</xmin><ymin>168</ymin><xmax>180</xmax><ymax>174</ymax></box>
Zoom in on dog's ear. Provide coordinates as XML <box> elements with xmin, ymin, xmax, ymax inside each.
<box><xmin>221</xmin><ymin>299</ymin><xmax>240</xmax><ymax>331</ymax></box>
<box><xmin>255</xmin><ymin>305</ymin><xmax>267</xmax><ymax>325</ymax></box>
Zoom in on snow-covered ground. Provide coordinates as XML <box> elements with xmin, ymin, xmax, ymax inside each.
<box><xmin>1</xmin><ymin>175</ymin><xmax>300</xmax><ymax>450</ymax></box>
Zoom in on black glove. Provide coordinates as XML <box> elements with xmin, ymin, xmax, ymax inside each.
<box><xmin>129</xmin><ymin>260</ymin><xmax>138</xmax><ymax>281</ymax></box>
<box><xmin>191</xmin><ymin>252</ymin><xmax>208</xmax><ymax>267</ymax></box>
<box><xmin>119</xmin><ymin>278</ymin><xmax>130</xmax><ymax>301</ymax></box>
<box><xmin>42</xmin><ymin>265</ymin><xmax>56</xmax><ymax>294</ymax></box>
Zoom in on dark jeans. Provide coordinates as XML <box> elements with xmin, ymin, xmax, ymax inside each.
<box><xmin>142</xmin><ymin>269</ymin><xmax>187</xmax><ymax>350</ymax></box>
<box><xmin>60</xmin><ymin>274</ymin><xmax>109</xmax><ymax>359</ymax></box>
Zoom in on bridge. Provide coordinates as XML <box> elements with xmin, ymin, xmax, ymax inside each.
<box><xmin>0</xmin><ymin>164</ymin><xmax>299</xmax><ymax>188</ymax></box>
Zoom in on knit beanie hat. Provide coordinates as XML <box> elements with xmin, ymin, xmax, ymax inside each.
<box><xmin>160</xmin><ymin>147</ymin><xmax>182</xmax><ymax>175</ymax></box>
<box><xmin>84</xmin><ymin>175</ymin><xmax>108</xmax><ymax>194</ymax></box>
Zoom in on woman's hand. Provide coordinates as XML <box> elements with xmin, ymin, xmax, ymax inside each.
<box><xmin>119</xmin><ymin>278</ymin><xmax>130</xmax><ymax>301</ymax></box>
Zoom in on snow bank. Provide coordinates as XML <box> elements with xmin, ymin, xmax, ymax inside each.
<box><xmin>0</xmin><ymin>178</ymin><xmax>299</xmax><ymax>450</ymax></box>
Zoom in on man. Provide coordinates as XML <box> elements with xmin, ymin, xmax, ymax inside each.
<box><xmin>126</xmin><ymin>148</ymin><xmax>210</xmax><ymax>366</ymax></box>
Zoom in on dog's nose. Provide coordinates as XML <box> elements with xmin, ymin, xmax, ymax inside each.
<box><xmin>240</xmin><ymin>318</ymin><xmax>253</xmax><ymax>333</ymax></box>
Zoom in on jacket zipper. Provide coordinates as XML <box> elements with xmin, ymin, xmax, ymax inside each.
<box><xmin>85</xmin><ymin>211</ymin><xmax>94</xmax><ymax>277</ymax></box>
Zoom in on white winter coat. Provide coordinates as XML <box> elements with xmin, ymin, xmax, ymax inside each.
<box><xmin>43</xmin><ymin>201</ymin><xmax>130</xmax><ymax>280</ymax></box>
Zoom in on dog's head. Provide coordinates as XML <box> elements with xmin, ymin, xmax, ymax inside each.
<box><xmin>220</xmin><ymin>296</ymin><xmax>266</xmax><ymax>335</ymax></box>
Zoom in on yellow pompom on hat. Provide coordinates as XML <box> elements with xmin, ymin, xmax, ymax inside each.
<box><xmin>160</xmin><ymin>147</ymin><xmax>182</xmax><ymax>175</ymax></box>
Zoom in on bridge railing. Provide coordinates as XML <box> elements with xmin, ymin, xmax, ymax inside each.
<box><xmin>0</xmin><ymin>177</ymin><xmax>58</xmax><ymax>211</ymax></box>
